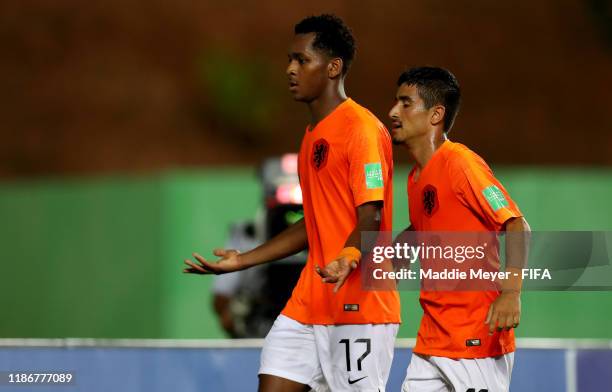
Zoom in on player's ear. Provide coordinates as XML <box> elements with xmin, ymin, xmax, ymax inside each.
<box><xmin>328</xmin><ymin>58</ymin><xmax>343</xmax><ymax>79</ymax></box>
<box><xmin>430</xmin><ymin>105</ymin><xmax>446</xmax><ymax>127</ymax></box>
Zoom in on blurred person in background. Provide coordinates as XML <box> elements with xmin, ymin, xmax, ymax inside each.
<box><xmin>211</xmin><ymin>220</ymin><xmax>264</xmax><ymax>338</ymax></box>
<box><xmin>212</xmin><ymin>155</ymin><xmax>307</xmax><ymax>338</ymax></box>
<box><xmin>184</xmin><ymin>14</ymin><xmax>400</xmax><ymax>392</ymax></box>
<box><xmin>389</xmin><ymin>66</ymin><xmax>530</xmax><ymax>392</ymax></box>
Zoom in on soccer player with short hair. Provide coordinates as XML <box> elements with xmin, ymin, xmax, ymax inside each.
<box><xmin>388</xmin><ymin>67</ymin><xmax>531</xmax><ymax>391</ymax></box>
<box><xmin>185</xmin><ymin>14</ymin><xmax>400</xmax><ymax>391</ymax></box>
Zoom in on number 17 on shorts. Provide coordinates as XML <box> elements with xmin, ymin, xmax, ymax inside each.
<box><xmin>326</xmin><ymin>323</ymin><xmax>398</xmax><ymax>391</ymax></box>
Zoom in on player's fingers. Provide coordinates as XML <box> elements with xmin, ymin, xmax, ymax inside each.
<box><xmin>193</xmin><ymin>253</ymin><xmax>209</xmax><ymax>265</ymax></box>
<box><xmin>485</xmin><ymin>305</ymin><xmax>493</xmax><ymax>325</ymax></box>
<box><xmin>331</xmin><ymin>263</ymin><xmax>355</xmax><ymax>292</ymax></box>
<box><xmin>488</xmin><ymin>311</ymin><xmax>498</xmax><ymax>335</ymax></box>
<box><xmin>200</xmin><ymin>259</ymin><xmax>224</xmax><ymax>273</ymax></box>
<box><xmin>333</xmin><ymin>277</ymin><xmax>346</xmax><ymax>293</ymax></box>
<box><xmin>315</xmin><ymin>265</ymin><xmax>328</xmax><ymax>278</ymax></box>
<box><xmin>512</xmin><ymin>313</ymin><xmax>520</xmax><ymax>329</ymax></box>
<box><xmin>213</xmin><ymin>248</ymin><xmax>227</xmax><ymax>257</ymax></box>
<box><xmin>496</xmin><ymin>312</ymin><xmax>507</xmax><ymax>331</ymax></box>
<box><xmin>495</xmin><ymin>313</ymin><xmax>505</xmax><ymax>331</ymax></box>
<box><xmin>184</xmin><ymin>260</ymin><xmax>208</xmax><ymax>274</ymax></box>
<box><xmin>502</xmin><ymin>314</ymin><xmax>513</xmax><ymax>331</ymax></box>
<box><xmin>189</xmin><ymin>258</ymin><xmax>219</xmax><ymax>274</ymax></box>
<box><xmin>322</xmin><ymin>273</ymin><xmax>339</xmax><ymax>283</ymax></box>
<box><xmin>317</xmin><ymin>266</ymin><xmax>338</xmax><ymax>283</ymax></box>
<box><xmin>193</xmin><ymin>254</ymin><xmax>224</xmax><ymax>273</ymax></box>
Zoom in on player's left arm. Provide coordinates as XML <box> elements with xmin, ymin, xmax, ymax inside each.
<box><xmin>485</xmin><ymin>216</ymin><xmax>531</xmax><ymax>334</ymax></box>
<box><xmin>451</xmin><ymin>152</ymin><xmax>532</xmax><ymax>333</ymax></box>
<box><xmin>316</xmin><ymin>201</ymin><xmax>382</xmax><ymax>292</ymax></box>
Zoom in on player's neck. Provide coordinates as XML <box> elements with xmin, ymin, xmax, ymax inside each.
<box><xmin>407</xmin><ymin>132</ymin><xmax>448</xmax><ymax>171</ymax></box>
<box><xmin>308</xmin><ymin>82</ymin><xmax>347</xmax><ymax>127</ymax></box>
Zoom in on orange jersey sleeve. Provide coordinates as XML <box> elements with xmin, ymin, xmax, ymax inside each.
<box><xmin>347</xmin><ymin>124</ymin><xmax>388</xmax><ymax>207</ymax></box>
<box><xmin>451</xmin><ymin>148</ymin><xmax>523</xmax><ymax>230</ymax></box>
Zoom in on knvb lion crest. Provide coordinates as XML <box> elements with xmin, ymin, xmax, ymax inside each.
<box><xmin>311</xmin><ymin>139</ymin><xmax>330</xmax><ymax>170</ymax></box>
<box><xmin>422</xmin><ymin>184</ymin><xmax>439</xmax><ymax>217</ymax></box>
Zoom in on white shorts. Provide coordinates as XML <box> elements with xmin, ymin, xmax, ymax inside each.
<box><xmin>401</xmin><ymin>352</ymin><xmax>514</xmax><ymax>392</ymax></box>
<box><xmin>259</xmin><ymin>314</ymin><xmax>399</xmax><ymax>391</ymax></box>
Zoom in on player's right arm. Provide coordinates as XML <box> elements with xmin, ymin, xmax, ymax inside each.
<box><xmin>183</xmin><ymin>218</ymin><xmax>308</xmax><ymax>275</ymax></box>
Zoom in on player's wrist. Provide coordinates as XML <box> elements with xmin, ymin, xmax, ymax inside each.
<box><xmin>501</xmin><ymin>288</ymin><xmax>521</xmax><ymax>296</ymax></box>
<box><xmin>235</xmin><ymin>251</ymin><xmax>250</xmax><ymax>269</ymax></box>
<box><xmin>337</xmin><ymin>246</ymin><xmax>362</xmax><ymax>264</ymax></box>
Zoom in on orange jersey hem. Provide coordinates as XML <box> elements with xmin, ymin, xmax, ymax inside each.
<box><xmin>413</xmin><ymin>343</ymin><xmax>516</xmax><ymax>359</ymax></box>
<box><xmin>280</xmin><ymin>309</ymin><xmax>401</xmax><ymax>326</ymax></box>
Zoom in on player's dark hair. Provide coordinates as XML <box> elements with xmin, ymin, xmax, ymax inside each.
<box><xmin>294</xmin><ymin>14</ymin><xmax>356</xmax><ymax>75</ymax></box>
<box><xmin>397</xmin><ymin>67</ymin><xmax>461</xmax><ymax>132</ymax></box>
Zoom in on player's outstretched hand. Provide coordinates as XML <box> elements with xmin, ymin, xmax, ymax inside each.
<box><xmin>485</xmin><ymin>290</ymin><xmax>521</xmax><ymax>335</ymax></box>
<box><xmin>183</xmin><ymin>249</ymin><xmax>243</xmax><ymax>275</ymax></box>
<box><xmin>315</xmin><ymin>257</ymin><xmax>358</xmax><ymax>293</ymax></box>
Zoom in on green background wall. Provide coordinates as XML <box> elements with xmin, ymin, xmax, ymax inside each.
<box><xmin>1</xmin><ymin>167</ymin><xmax>611</xmax><ymax>339</ymax></box>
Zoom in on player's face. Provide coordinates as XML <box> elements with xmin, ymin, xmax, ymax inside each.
<box><xmin>388</xmin><ymin>84</ymin><xmax>431</xmax><ymax>145</ymax></box>
<box><xmin>286</xmin><ymin>33</ymin><xmax>330</xmax><ymax>102</ymax></box>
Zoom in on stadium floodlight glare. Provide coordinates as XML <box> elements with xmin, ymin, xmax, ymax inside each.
<box><xmin>275</xmin><ymin>183</ymin><xmax>303</xmax><ymax>205</ymax></box>
<box><xmin>281</xmin><ymin>153</ymin><xmax>299</xmax><ymax>174</ymax></box>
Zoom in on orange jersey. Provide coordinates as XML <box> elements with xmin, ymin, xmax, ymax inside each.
<box><xmin>281</xmin><ymin>98</ymin><xmax>401</xmax><ymax>325</ymax></box>
<box><xmin>408</xmin><ymin>140</ymin><xmax>523</xmax><ymax>358</ymax></box>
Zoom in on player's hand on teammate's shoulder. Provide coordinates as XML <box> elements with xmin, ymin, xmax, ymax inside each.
<box><xmin>183</xmin><ymin>249</ymin><xmax>243</xmax><ymax>275</ymax></box>
<box><xmin>315</xmin><ymin>256</ymin><xmax>358</xmax><ymax>293</ymax></box>
<box><xmin>484</xmin><ymin>290</ymin><xmax>521</xmax><ymax>335</ymax></box>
